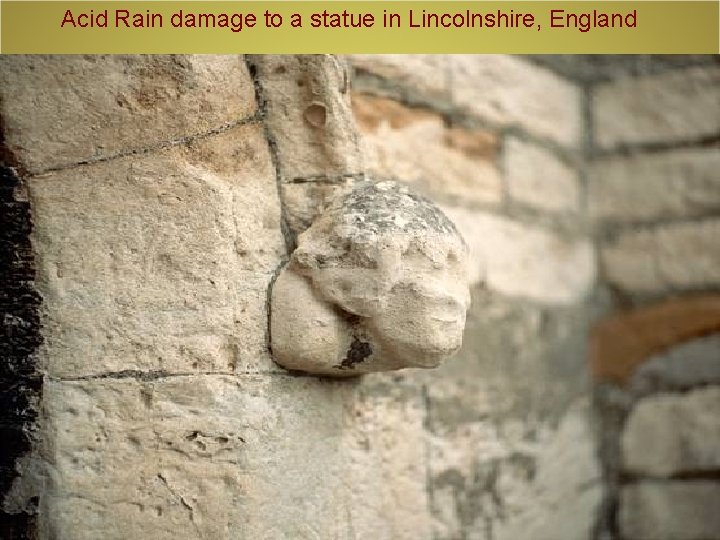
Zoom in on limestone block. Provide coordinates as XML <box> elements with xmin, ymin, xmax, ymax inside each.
<box><xmin>493</xmin><ymin>401</ymin><xmax>603</xmax><ymax>540</ymax></box>
<box><xmin>601</xmin><ymin>219</ymin><xmax>720</xmax><ymax>294</ymax></box>
<box><xmin>594</xmin><ymin>66</ymin><xmax>720</xmax><ymax>148</ymax></box>
<box><xmin>349</xmin><ymin>54</ymin><xmax>450</xmax><ymax>99</ymax></box>
<box><xmin>250</xmin><ymin>55</ymin><xmax>363</xmax><ymax>182</ymax></box>
<box><xmin>589</xmin><ymin>149</ymin><xmax>720</xmax><ymax>224</ymax></box>
<box><xmin>345</xmin><ymin>378</ymin><xmax>433</xmax><ymax>539</ymax></box>
<box><xmin>451</xmin><ymin>56</ymin><xmax>582</xmax><ymax>147</ymax></box>
<box><xmin>632</xmin><ymin>334</ymin><xmax>720</xmax><ymax>392</ymax></box>
<box><xmin>429</xmin><ymin>400</ymin><xmax>602</xmax><ymax>540</ymax></box>
<box><xmin>444</xmin><ymin>207</ymin><xmax>594</xmax><ymax>303</ymax></box>
<box><xmin>504</xmin><ymin>137</ymin><xmax>580</xmax><ymax>212</ymax></box>
<box><xmin>271</xmin><ymin>181</ymin><xmax>470</xmax><ymax>376</ymax></box>
<box><xmin>0</xmin><ymin>55</ymin><xmax>256</xmax><ymax>173</ymax></box>
<box><xmin>353</xmin><ymin>94</ymin><xmax>502</xmax><ymax>207</ymax></box>
<box><xmin>426</xmin><ymin>287</ymin><xmax>590</xmax><ymax>427</ymax></box>
<box><xmin>280</xmin><ymin>180</ymin><xmax>354</xmax><ymax>236</ymax></box>
<box><xmin>423</xmin><ymin>292</ymin><xmax>594</xmax><ymax>538</ymax></box>
<box><xmin>38</xmin><ymin>375</ymin><xmax>430</xmax><ymax>539</ymax></box>
<box><xmin>29</xmin><ymin>124</ymin><xmax>286</xmax><ymax>377</ymax></box>
<box><xmin>622</xmin><ymin>387</ymin><xmax>720</xmax><ymax>477</ymax></box>
<box><xmin>620</xmin><ymin>481</ymin><xmax>720</xmax><ymax>540</ymax></box>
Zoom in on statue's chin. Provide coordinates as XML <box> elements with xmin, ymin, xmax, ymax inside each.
<box><xmin>382</xmin><ymin>333</ymin><xmax>464</xmax><ymax>370</ymax></box>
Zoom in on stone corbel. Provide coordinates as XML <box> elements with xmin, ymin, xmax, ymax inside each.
<box><xmin>270</xmin><ymin>180</ymin><xmax>471</xmax><ymax>376</ymax></box>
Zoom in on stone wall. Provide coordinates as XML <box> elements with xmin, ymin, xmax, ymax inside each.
<box><xmin>0</xmin><ymin>54</ymin><xmax>716</xmax><ymax>540</ymax></box>
<box><xmin>583</xmin><ymin>58</ymin><xmax>720</xmax><ymax>540</ymax></box>
<box><xmin>350</xmin><ymin>54</ymin><xmax>600</xmax><ymax>540</ymax></box>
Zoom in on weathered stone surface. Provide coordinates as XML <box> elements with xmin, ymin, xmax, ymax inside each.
<box><xmin>430</xmin><ymin>400</ymin><xmax>601</xmax><ymax>540</ymax></box>
<box><xmin>505</xmin><ymin>137</ymin><xmax>580</xmax><ymax>212</ymax></box>
<box><xmin>444</xmin><ymin>207</ymin><xmax>594</xmax><ymax>303</ymax></box>
<box><xmin>426</xmin><ymin>285</ymin><xmax>593</xmax><ymax>539</ymax></box>
<box><xmin>0</xmin><ymin>166</ymin><xmax>43</xmax><ymax>534</ymax></box>
<box><xmin>594</xmin><ymin>66</ymin><xmax>720</xmax><ymax>148</ymax></box>
<box><xmin>0</xmin><ymin>55</ymin><xmax>256</xmax><ymax>173</ymax></box>
<box><xmin>591</xmin><ymin>295</ymin><xmax>720</xmax><ymax>384</ymax></box>
<box><xmin>622</xmin><ymin>387</ymin><xmax>720</xmax><ymax>477</ymax></box>
<box><xmin>280</xmin><ymin>180</ymin><xmax>354</xmax><ymax>235</ymax></box>
<box><xmin>36</xmin><ymin>375</ymin><xmax>430</xmax><ymax>539</ymax></box>
<box><xmin>28</xmin><ymin>124</ymin><xmax>285</xmax><ymax>377</ymax></box>
<box><xmin>451</xmin><ymin>56</ymin><xmax>582</xmax><ymax>147</ymax></box>
<box><xmin>4</xmin><ymin>52</ymin><xmax>623</xmax><ymax>540</ymax></box>
<box><xmin>589</xmin><ymin>149</ymin><xmax>720</xmax><ymax>224</ymax></box>
<box><xmin>601</xmin><ymin>219</ymin><xmax>720</xmax><ymax>294</ymax></box>
<box><xmin>250</xmin><ymin>55</ymin><xmax>363</xmax><ymax>183</ymax></box>
<box><xmin>353</xmin><ymin>94</ymin><xmax>502</xmax><ymax>207</ymax></box>
<box><xmin>271</xmin><ymin>181</ymin><xmax>470</xmax><ymax>376</ymax></box>
<box><xmin>349</xmin><ymin>54</ymin><xmax>450</xmax><ymax>99</ymax></box>
<box><xmin>632</xmin><ymin>334</ymin><xmax>720</xmax><ymax>392</ymax></box>
<box><xmin>620</xmin><ymin>481</ymin><xmax>720</xmax><ymax>540</ymax></box>
<box><xmin>493</xmin><ymin>400</ymin><xmax>602</xmax><ymax>540</ymax></box>
<box><xmin>431</xmin><ymin>286</ymin><xmax>590</xmax><ymax>421</ymax></box>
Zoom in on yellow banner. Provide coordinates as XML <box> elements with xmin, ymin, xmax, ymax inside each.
<box><xmin>2</xmin><ymin>1</ymin><xmax>718</xmax><ymax>53</ymax></box>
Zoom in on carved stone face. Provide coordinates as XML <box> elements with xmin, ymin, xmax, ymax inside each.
<box><xmin>367</xmin><ymin>250</ymin><xmax>469</xmax><ymax>368</ymax></box>
<box><xmin>270</xmin><ymin>181</ymin><xmax>470</xmax><ymax>376</ymax></box>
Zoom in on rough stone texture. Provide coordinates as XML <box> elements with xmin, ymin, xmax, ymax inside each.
<box><xmin>28</xmin><ymin>124</ymin><xmax>285</xmax><ymax>378</ymax></box>
<box><xmin>593</xmin><ymin>66</ymin><xmax>720</xmax><ymax>148</ymax></box>
<box><xmin>430</xmin><ymin>399</ymin><xmax>601</xmax><ymax>540</ymax></box>
<box><xmin>505</xmin><ymin>137</ymin><xmax>580</xmax><ymax>213</ymax></box>
<box><xmin>591</xmin><ymin>295</ymin><xmax>720</xmax><ymax>384</ymax></box>
<box><xmin>619</xmin><ymin>481</ymin><xmax>720</xmax><ymax>540</ymax></box>
<box><xmin>0</xmin><ymin>56</ymin><xmax>256</xmax><ymax>174</ymax></box>
<box><xmin>426</xmin><ymin>281</ymin><xmax>593</xmax><ymax>539</ymax></box>
<box><xmin>434</xmin><ymin>287</ymin><xmax>591</xmax><ymax>421</ymax></box>
<box><xmin>353</xmin><ymin>95</ymin><xmax>502</xmax><ymax>207</ymax></box>
<box><xmin>444</xmin><ymin>207</ymin><xmax>594</xmax><ymax>304</ymax></box>
<box><xmin>632</xmin><ymin>334</ymin><xmax>720</xmax><ymax>393</ymax></box>
<box><xmin>250</xmin><ymin>55</ymin><xmax>363</xmax><ymax>183</ymax></box>
<box><xmin>35</xmin><ymin>375</ymin><xmax>431</xmax><ymax>540</ymax></box>
<box><xmin>589</xmin><ymin>148</ymin><xmax>720</xmax><ymax>224</ymax></box>
<box><xmin>280</xmin><ymin>180</ymin><xmax>354</xmax><ymax>236</ymax></box>
<box><xmin>451</xmin><ymin>55</ymin><xmax>582</xmax><ymax>147</ymax></box>
<box><xmin>492</xmin><ymin>400</ymin><xmax>602</xmax><ymax>540</ymax></box>
<box><xmin>271</xmin><ymin>181</ymin><xmax>470</xmax><ymax>376</ymax></box>
<box><xmin>0</xmin><ymin>165</ymin><xmax>42</xmax><ymax>536</ymax></box>
<box><xmin>601</xmin><ymin>219</ymin><xmax>720</xmax><ymax>294</ymax></box>
<box><xmin>3</xmin><ymin>54</ymin><xmax>608</xmax><ymax>540</ymax></box>
<box><xmin>622</xmin><ymin>387</ymin><xmax>720</xmax><ymax>477</ymax></box>
<box><xmin>349</xmin><ymin>54</ymin><xmax>450</xmax><ymax>100</ymax></box>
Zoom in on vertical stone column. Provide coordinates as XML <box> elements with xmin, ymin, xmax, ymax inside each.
<box><xmin>247</xmin><ymin>54</ymin><xmax>365</xmax><ymax>241</ymax></box>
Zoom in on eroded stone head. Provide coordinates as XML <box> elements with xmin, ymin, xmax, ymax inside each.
<box><xmin>270</xmin><ymin>181</ymin><xmax>470</xmax><ymax>376</ymax></box>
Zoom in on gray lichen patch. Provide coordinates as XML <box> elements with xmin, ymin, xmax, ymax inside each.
<box><xmin>338</xmin><ymin>180</ymin><xmax>462</xmax><ymax>237</ymax></box>
<box><xmin>292</xmin><ymin>181</ymin><xmax>467</xmax><ymax>275</ymax></box>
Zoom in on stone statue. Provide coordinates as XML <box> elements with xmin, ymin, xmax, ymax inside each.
<box><xmin>270</xmin><ymin>181</ymin><xmax>471</xmax><ymax>376</ymax></box>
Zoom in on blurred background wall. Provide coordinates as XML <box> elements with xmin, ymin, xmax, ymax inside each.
<box><xmin>0</xmin><ymin>54</ymin><xmax>718</xmax><ymax>539</ymax></box>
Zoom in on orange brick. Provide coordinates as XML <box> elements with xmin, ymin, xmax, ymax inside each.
<box><xmin>591</xmin><ymin>295</ymin><xmax>720</xmax><ymax>384</ymax></box>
